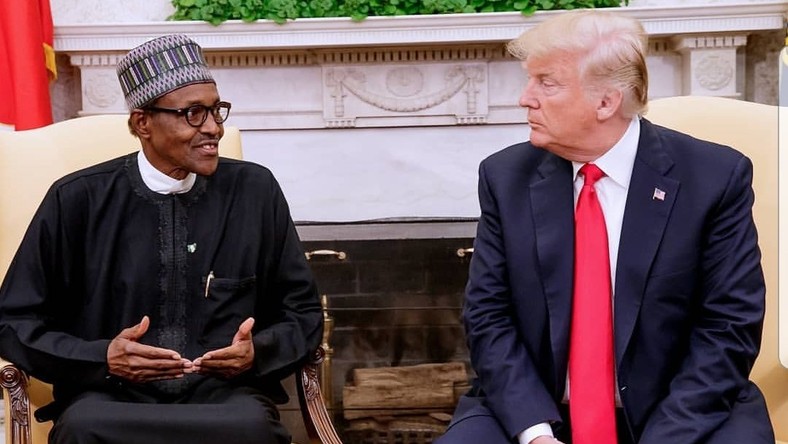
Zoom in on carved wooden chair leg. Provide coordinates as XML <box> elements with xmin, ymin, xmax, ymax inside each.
<box><xmin>297</xmin><ymin>346</ymin><xmax>343</xmax><ymax>444</ymax></box>
<box><xmin>0</xmin><ymin>361</ymin><xmax>32</xmax><ymax>444</ymax></box>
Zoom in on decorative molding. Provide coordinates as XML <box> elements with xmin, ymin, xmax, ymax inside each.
<box><xmin>69</xmin><ymin>53</ymin><xmax>125</xmax><ymax>67</ymax></box>
<box><xmin>323</xmin><ymin>63</ymin><xmax>488</xmax><ymax>127</ymax></box>
<box><xmin>84</xmin><ymin>72</ymin><xmax>122</xmax><ymax>108</ymax></box>
<box><xmin>325</xmin><ymin>118</ymin><xmax>356</xmax><ymax>128</ymax></box>
<box><xmin>326</xmin><ymin>65</ymin><xmax>483</xmax><ymax>113</ymax></box>
<box><xmin>672</xmin><ymin>33</ymin><xmax>750</xmax><ymax>50</ymax></box>
<box><xmin>671</xmin><ymin>32</ymin><xmax>749</xmax><ymax>97</ymax></box>
<box><xmin>649</xmin><ymin>39</ymin><xmax>676</xmax><ymax>54</ymax></box>
<box><xmin>53</xmin><ymin>2</ymin><xmax>787</xmax><ymax>52</ymax></box>
<box><xmin>316</xmin><ymin>46</ymin><xmax>505</xmax><ymax>64</ymax></box>
<box><xmin>207</xmin><ymin>52</ymin><xmax>316</xmax><ymax>67</ymax></box>
<box><xmin>694</xmin><ymin>54</ymin><xmax>736</xmax><ymax>90</ymax></box>
<box><xmin>457</xmin><ymin>115</ymin><xmax>487</xmax><ymax>125</ymax></box>
<box><xmin>386</xmin><ymin>67</ymin><xmax>425</xmax><ymax>98</ymax></box>
<box><xmin>186</xmin><ymin>46</ymin><xmax>507</xmax><ymax>69</ymax></box>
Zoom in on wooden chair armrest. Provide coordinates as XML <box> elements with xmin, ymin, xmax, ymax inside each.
<box><xmin>296</xmin><ymin>346</ymin><xmax>343</xmax><ymax>444</ymax></box>
<box><xmin>0</xmin><ymin>352</ymin><xmax>343</xmax><ymax>444</ymax></box>
<box><xmin>0</xmin><ymin>360</ymin><xmax>32</xmax><ymax>444</ymax></box>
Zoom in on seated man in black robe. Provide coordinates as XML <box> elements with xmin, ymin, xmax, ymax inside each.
<box><xmin>0</xmin><ymin>34</ymin><xmax>322</xmax><ymax>444</ymax></box>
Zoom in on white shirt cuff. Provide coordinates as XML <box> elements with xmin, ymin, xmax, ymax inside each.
<box><xmin>518</xmin><ymin>422</ymin><xmax>554</xmax><ymax>444</ymax></box>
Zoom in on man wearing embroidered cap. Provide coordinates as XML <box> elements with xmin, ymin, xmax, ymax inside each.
<box><xmin>0</xmin><ymin>34</ymin><xmax>322</xmax><ymax>444</ymax></box>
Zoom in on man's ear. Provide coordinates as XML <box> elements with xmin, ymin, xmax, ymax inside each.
<box><xmin>596</xmin><ymin>88</ymin><xmax>623</xmax><ymax>121</ymax></box>
<box><xmin>130</xmin><ymin>110</ymin><xmax>152</xmax><ymax>140</ymax></box>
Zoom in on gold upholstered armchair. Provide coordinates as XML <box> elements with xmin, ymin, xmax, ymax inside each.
<box><xmin>0</xmin><ymin>115</ymin><xmax>342</xmax><ymax>444</ymax></box>
<box><xmin>645</xmin><ymin>96</ymin><xmax>787</xmax><ymax>444</ymax></box>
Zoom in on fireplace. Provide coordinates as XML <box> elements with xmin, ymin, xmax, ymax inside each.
<box><xmin>274</xmin><ymin>220</ymin><xmax>476</xmax><ymax>443</ymax></box>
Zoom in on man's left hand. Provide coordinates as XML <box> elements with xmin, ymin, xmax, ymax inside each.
<box><xmin>192</xmin><ymin>317</ymin><xmax>255</xmax><ymax>378</ymax></box>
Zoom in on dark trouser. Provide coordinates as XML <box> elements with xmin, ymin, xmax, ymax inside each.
<box><xmin>434</xmin><ymin>404</ymin><xmax>633</xmax><ymax>444</ymax></box>
<box><xmin>48</xmin><ymin>379</ymin><xmax>290</xmax><ymax>444</ymax></box>
<box><xmin>435</xmin><ymin>382</ymin><xmax>773</xmax><ymax>444</ymax></box>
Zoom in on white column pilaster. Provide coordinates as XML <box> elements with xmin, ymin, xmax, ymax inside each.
<box><xmin>672</xmin><ymin>33</ymin><xmax>749</xmax><ymax>98</ymax></box>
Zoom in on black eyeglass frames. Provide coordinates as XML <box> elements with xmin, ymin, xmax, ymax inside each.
<box><xmin>144</xmin><ymin>101</ymin><xmax>232</xmax><ymax>128</ymax></box>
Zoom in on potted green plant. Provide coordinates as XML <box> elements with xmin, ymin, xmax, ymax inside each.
<box><xmin>170</xmin><ymin>0</ymin><xmax>627</xmax><ymax>25</ymax></box>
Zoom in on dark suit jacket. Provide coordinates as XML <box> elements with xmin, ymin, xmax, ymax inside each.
<box><xmin>457</xmin><ymin>119</ymin><xmax>770</xmax><ymax>443</ymax></box>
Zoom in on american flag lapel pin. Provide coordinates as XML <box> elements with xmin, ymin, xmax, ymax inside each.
<box><xmin>652</xmin><ymin>188</ymin><xmax>666</xmax><ymax>201</ymax></box>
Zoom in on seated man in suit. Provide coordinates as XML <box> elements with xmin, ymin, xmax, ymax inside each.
<box><xmin>0</xmin><ymin>34</ymin><xmax>322</xmax><ymax>444</ymax></box>
<box><xmin>437</xmin><ymin>10</ymin><xmax>774</xmax><ymax>444</ymax></box>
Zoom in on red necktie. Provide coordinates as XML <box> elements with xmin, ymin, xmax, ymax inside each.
<box><xmin>569</xmin><ymin>163</ymin><xmax>617</xmax><ymax>444</ymax></box>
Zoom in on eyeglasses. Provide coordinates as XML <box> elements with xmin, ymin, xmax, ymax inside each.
<box><xmin>144</xmin><ymin>101</ymin><xmax>232</xmax><ymax>128</ymax></box>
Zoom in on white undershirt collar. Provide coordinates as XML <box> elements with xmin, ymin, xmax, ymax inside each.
<box><xmin>137</xmin><ymin>150</ymin><xmax>196</xmax><ymax>195</ymax></box>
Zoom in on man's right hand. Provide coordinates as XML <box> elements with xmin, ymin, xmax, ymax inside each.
<box><xmin>106</xmin><ymin>316</ymin><xmax>191</xmax><ymax>383</ymax></box>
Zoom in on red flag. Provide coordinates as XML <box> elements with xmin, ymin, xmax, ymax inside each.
<box><xmin>0</xmin><ymin>0</ymin><xmax>56</xmax><ymax>130</ymax></box>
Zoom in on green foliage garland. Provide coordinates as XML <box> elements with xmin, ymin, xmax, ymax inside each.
<box><xmin>170</xmin><ymin>0</ymin><xmax>627</xmax><ymax>25</ymax></box>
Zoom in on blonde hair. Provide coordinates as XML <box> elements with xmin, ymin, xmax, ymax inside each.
<box><xmin>507</xmin><ymin>10</ymin><xmax>649</xmax><ymax>117</ymax></box>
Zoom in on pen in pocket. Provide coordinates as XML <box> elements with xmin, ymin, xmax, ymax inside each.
<box><xmin>204</xmin><ymin>271</ymin><xmax>214</xmax><ymax>298</ymax></box>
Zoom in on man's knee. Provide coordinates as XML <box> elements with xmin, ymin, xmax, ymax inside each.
<box><xmin>49</xmin><ymin>395</ymin><xmax>290</xmax><ymax>444</ymax></box>
<box><xmin>49</xmin><ymin>400</ymin><xmax>103</xmax><ymax>444</ymax></box>
<box><xmin>221</xmin><ymin>401</ymin><xmax>290</xmax><ymax>444</ymax></box>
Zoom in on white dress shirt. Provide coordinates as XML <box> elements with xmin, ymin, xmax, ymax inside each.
<box><xmin>518</xmin><ymin>117</ymin><xmax>640</xmax><ymax>444</ymax></box>
<box><xmin>137</xmin><ymin>150</ymin><xmax>197</xmax><ymax>194</ymax></box>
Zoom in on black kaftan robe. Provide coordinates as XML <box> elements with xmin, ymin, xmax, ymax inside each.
<box><xmin>0</xmin><ymin>154</ymin><xmax>322</xmax><ymax>443</ymax></box>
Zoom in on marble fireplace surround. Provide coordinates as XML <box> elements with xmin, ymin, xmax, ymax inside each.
<box><xmin>54</xmin><ymin>1</ymin><xmax>787</xmax><ymax>237</ymax></box>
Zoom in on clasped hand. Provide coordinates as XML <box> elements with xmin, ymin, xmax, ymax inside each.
<box><xmin>106</xmin><ymin>315</ymin><xmax>255</xmax><ymax>383</ymax></box>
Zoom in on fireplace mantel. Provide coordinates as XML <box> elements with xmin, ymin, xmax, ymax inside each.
<box><xmin>55</xmin><ymin>2</ymin><xmax>786</xmax><ymax>50</ymax></box>
<box><xmin>52</xmin><ymin>1</ymin><xmax>787</xmax><ymax>223</ymax></box>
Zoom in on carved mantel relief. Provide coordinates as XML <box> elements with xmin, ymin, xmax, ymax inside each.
<box><xmin>672</xmin><ymin>34</ymin><xmax>749</xmax><ymax>97</ymax></box>
<box><xmin>323</xmin><ymin>63</ymin><xmax>487</xmax><ymax>128</ymax></box>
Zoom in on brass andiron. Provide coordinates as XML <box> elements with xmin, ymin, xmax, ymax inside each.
<box><xmin>320</xmin><ymin>294</ymin><xmax>335</xmax><ymax>410</ymax></box>
<box><xmin>304</xmin><ymin>249</ymin><xmax>346</xmax><ymax>412</ymax></box>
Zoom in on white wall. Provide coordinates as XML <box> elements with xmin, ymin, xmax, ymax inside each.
<box><xmin>244</xmin><ymin>124</ymin><xmax>528</xmax><ymax>221</ymax></box>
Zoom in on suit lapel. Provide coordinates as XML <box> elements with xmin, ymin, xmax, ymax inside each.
<box><xmin>614</xmin><ymin>119</ymin><xmax>679</xmax><ymax>364</ymax></box>
<box><xmin>530</xmin><ymin>153</ymin><xmax>575</xmax><ymax>390</ymax></box>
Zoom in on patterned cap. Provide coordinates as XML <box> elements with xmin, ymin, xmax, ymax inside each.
<box><xmin>117</xmin><ymin>34</ymin><xmax>214</xmax><ymax>110</ymax></box>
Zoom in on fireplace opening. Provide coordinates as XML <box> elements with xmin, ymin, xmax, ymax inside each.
<box><xmin>282</xmin><ymin>220</ymin><xmax>477</xmax><ymax>444</ymax></box>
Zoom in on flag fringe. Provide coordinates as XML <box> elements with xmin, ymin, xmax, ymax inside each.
<box><xmin>44</xmin><ymin>42</ymin><xmax>57</xmax><ymax>81</ymax></box>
